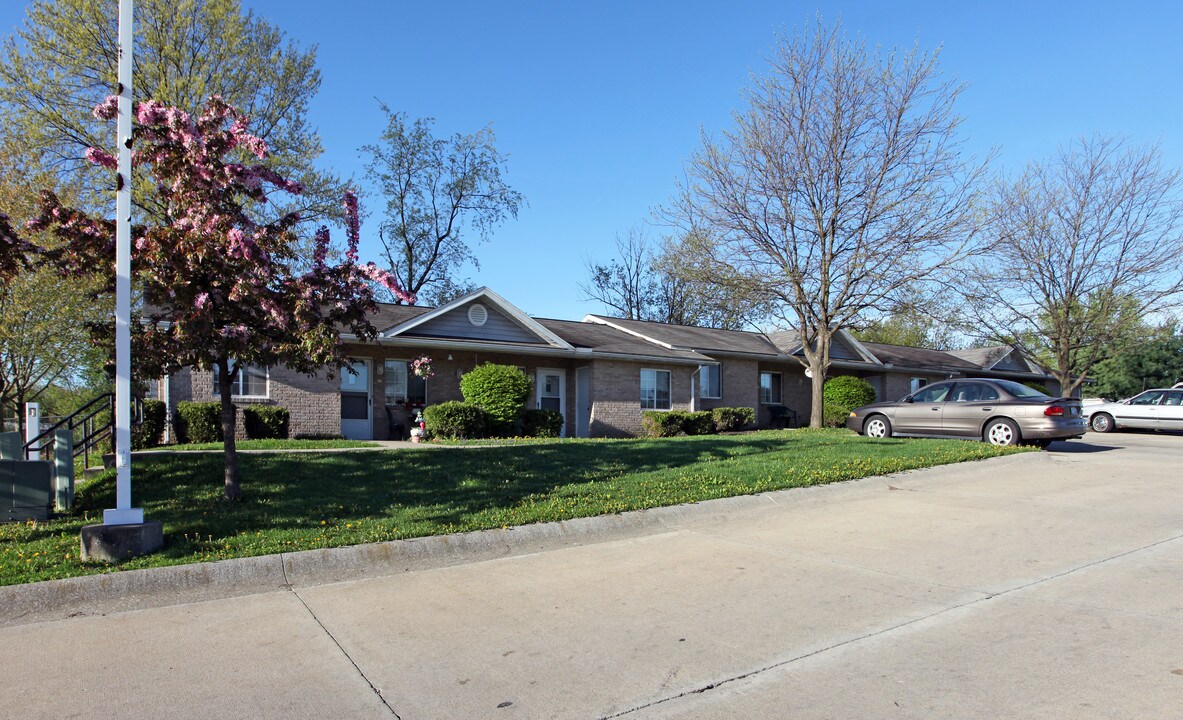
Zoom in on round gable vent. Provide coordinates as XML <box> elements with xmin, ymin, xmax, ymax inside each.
<box><xmin>467</xmin><ymin>303</ymin><xmax>489</xmax><ymax>327</ymax></box>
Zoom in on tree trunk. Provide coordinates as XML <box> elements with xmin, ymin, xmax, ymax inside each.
<box><xmin>809</xmin><ymin>364</ymin><xmax>826</xmax><ymax>428</ymax></box>
<box><xmin>217</xmin><ymin>358</ymin><xmax>241</xmax><ymax>501</ymax></box>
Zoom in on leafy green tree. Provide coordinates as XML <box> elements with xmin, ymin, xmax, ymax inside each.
<box><xmin>1087</xmin><ymin>327</ymin><xmax>1183</xmax><ymax>399</ymax></box>
<box><xmin>362</xmin><ymin>105</ymin><xmax>524</xmax><ymax>306</ymax></box>
<box><xmin>0</xmin><ymin>0</ymin><xmax>340</xmax><ymax>228</ymax></box>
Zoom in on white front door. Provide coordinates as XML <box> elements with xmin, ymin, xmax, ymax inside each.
<box><xmin>340</xmin><ymin>359</ymin><xmax>372</xmax><ymax>440</ymax></box>
<box><xmin>537</xmin><ymin>368</ymin><xmax>566</xmax><ymax>437</ymax></box>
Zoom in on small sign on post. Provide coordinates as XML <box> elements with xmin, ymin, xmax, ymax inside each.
<box><xmin>25</xmin><ymin>403</ymin><xmax>40</xmax><ymax>461</ymax></box>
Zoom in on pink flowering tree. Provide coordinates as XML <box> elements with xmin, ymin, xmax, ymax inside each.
<box><xmin>0</xmin><ymin>213</ymin><xmax>33</xmax><ymax>282</ymax></box>
<box><xmin>32</xmin><ymin>96</ymin><xmax>412</xmax><ymax>501</ymax></box>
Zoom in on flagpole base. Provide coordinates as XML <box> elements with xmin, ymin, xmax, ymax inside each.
<box><xmin>81</xmin><ymin>518</ymin><xmax>162</xmax><ymax>563</ymax></box>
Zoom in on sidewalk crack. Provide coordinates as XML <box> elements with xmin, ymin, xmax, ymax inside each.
<box><xmin>286</xmin><ymin>575</ymin><xmax>401</xmax><ymax>719</ymax></box>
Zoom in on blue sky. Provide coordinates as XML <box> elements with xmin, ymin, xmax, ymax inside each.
<box><xmin>3</xmin><ymin>1</ymin><xmax>1182</xmax><ymax>321</ymax></box>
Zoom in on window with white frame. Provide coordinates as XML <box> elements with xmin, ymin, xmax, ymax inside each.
<box><xmin>640</xmin><ymin>369</ymin><xmax>672</xmax><ymax>410</ymax></box>
<box><xmin>909</xmin><ymin>377</ymin><xmax>928</xmax><ymax>393</ymax></box>
<box><xmin>759</xmin><ymin>371</ymin><xmax>782</xmax><ymax>404</ymax></box>
<box><xmin>383</xmin><ymin>359</ymin><xmax>427</xmax><ymax>405</ymax></box>
<box><xmin>698</xmin><ymin>364</ymin><xmax>722</xmax><ymax>399</ymax></box>
<box><xmin>212</xmin><ymin>360</ymin><xmax>268</xmax><ymax>397</ymax></box>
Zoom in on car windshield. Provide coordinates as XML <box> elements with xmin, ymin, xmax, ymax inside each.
<box><xmin>993</xmin><ymin>379</ymin><xmax>1050</xmax><ymax>399</ymax></box>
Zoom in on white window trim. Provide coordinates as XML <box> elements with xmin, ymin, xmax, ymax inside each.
<box><xmin>640</xmin><ymin>368</ymin><xmax>673</xmax><ymax>411</ymax></box>
<box><xmin>213</xmin><ymin>360</ymin><xmax>269</xmax><ymax>399</ymax></box>
<box><xmin>699</xmin><ymin>363</ymin><xmax>722</xmax><ymax>400</ymax></box>
<box><xmin>383</xmin><ymin>358</ymin><xmax>428</xmax><ymax>405</ymax></box>
<box><xmin>759</xmin><ymin>371</ymin><xmax>782</xmax><ymax>405</ymax></box>
<box><xmin>910</xmin><ymin>377</ymin><xmax>928</xmax><ymax>393</ymax></box>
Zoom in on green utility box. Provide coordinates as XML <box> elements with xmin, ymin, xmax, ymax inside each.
<box><xmin>3</xmin><ymin>459</ymin><xmax>53</xmax><ymax>522</ymax></box>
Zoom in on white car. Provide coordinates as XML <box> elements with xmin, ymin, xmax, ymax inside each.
<box><xmin>1086</xmin><ymin>388</ymin><xmax>1183</xmax><ymax>433</ymax></box>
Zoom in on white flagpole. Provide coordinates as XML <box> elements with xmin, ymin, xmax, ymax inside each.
<box><xmin>105</xmin><ymin>0</ymin><xmax>142</xmax><ymax>526</ymax></box>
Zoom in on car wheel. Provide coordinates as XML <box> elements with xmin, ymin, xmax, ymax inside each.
<box><xmin>984</xmin><ymin>418</ymin><xmax>1020</xmax><ymax>446</ymax></box>
<box><xmin>1090</xmin><ymin>413</ymin><xmax>1115</xmax><ymax>433</ymax></box>
<box><xmin>864</xmin><ymin>415</ymin><xmax>891</xmax><ymax>439</ymax></box>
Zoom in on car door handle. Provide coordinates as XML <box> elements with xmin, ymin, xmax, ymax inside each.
<box><xmin>931</xmin><ymin>407</ymin><xmax>940</xmax><ymax>411</ymax></box>
<box><xmin>982</xmin><ymin>407</ymin><xmax>993</xmax><ymax>411</ymax></box>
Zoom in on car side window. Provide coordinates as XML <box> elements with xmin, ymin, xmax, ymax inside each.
<box><xmin>1131</xmin><ymin>391</ymin><xmax>1165</xmax><ymax>405</ymax></box>
<box><xmin>913</xmin><ymin>384</ymin><xmax>950</xmax><ymax>403</ymax></box>
<box><xmin>949</xmin><ymin>384</ymin><xmax>980</xmax><ymax>402</ymax></box>
<box><xmin>980</xmin><ymin>385</ymin><xmax>1000</xmax><ymax>401</ymax></box>
<box><xmin>1163</xmin><ymin>391</ymin><xmax>1183</xmax><ymax>406</ymax></box>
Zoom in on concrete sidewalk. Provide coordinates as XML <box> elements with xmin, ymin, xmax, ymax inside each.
<box><xmin>4</xmin><ymin>434</ymin><xmax>1182</xmax><ymax>719</ymax></box>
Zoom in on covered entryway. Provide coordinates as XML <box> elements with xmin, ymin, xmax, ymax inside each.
<box><xmin>536</xmin><ymin>368</ymin><xmax>566</xmax><ymax>437</ymax></box>
<box><xmin>340</xmin><ymin>359</ymin><xmax>372</xmax><ymax>440</ymax></box>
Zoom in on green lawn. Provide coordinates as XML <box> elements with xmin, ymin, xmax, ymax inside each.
<box><xmin>1</xmin><ymin>429</ymin><xmax>1030</xmax><ymax>586</ymax></box>
<box><xmin>149</xmin><ymin>439</ymin><xmax>379</xmax><ymax>452</ymax></box>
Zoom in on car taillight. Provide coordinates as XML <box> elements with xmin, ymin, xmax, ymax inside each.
<box><xmin>1044</xmin><ymin>406</ymin><xmax>1065</xmax><ymax>417</ymax></box>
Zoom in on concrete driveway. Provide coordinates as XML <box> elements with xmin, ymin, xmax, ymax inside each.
<box><xmin>3</xmin><ymin>432</ymin><xmax>1182</xmax><ymax>719</ymax></box>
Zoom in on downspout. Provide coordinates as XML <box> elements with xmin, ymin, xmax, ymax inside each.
<box><xmin>690</xmin><ymin>369</ymin><xmax>697</xmax><ymax>412</ymax></box>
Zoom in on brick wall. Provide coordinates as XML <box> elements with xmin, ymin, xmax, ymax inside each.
<box><xmin>695</xmin><ymin>357</ymin><xmax>759</xmax><ymax>420</ymax></box>
<box><xmin>589</xmin><ymin>359</ymin><xmax>695</xmax><ymax>437</ymax></box>
<box><xmin>166</xmin><ymin>365</ymin><xmax>339</xmax><ymax>440</ymax></box>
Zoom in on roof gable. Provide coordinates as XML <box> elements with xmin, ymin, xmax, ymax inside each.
<box><xmin>382</xmin><ymin>288</ymin><xmax>573</xmax><ymax>349</ymax></box>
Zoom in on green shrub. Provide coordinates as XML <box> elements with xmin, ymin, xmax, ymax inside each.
<box><xmin>459</xmin><ymin>363</ymin><xmax>533</xmax><ymax>435</ymax></box>
<box><xmin>175</xmin><ymin>401</ymin><xmax>225</xmax><ymax>443</ymax></box>
<box><xmin>824</xmin><ymin>375</ymin><xmax>876</xmax><ymax>410</ymax></box>
<box><xmin>642</xmin><ymin>410</ymin><xmax>684</xmax><ymax>437</ymax></box>
<box><xmin>1022</xmin><ymin>380</ymin><xmax>1050</xmax><ymax>395</ymax></box>
<box><xmin>243</xmin><ymin>405</ymin><xmax>290</xmax><ymax>439</ymax></box>
<box><xmin>521</xmin><ymin>409</ymin><xmax>563</xmax><ymax>438</ymax></box>
<box><xmin>132</xmin><ymin>399</ymin><xmax>166</xmax><ymax>449</ymax></box>
<box><xmin>682</xmin><ymin>411</ymin><xmax>716</xmax><ymax>436</ymax></box>
<box><xmin>823</xmin><ymin>403</ymin><xmax>852</xmax><ymax>428</ymax></box>
<box><xmin>711</xmin><ymin>406</ymin><xmax>755</xmax><ymax>432</ymax></box>
<box><xmin>423</xmin><ymin>401</ymin><xmax>487</xmax><ymax>440</ymax></box>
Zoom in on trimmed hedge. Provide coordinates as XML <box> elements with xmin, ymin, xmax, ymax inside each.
<box><xmin>823</xmin><ymin>403</ymin><xmax>851</xmax><ymax>428</ymax></box>
<box><xmin>824</xmin><ymin>375</ymin><xmax>877</xmax><ymax>410</ymax></box>
<box><xmin>641</xmin><ymin>410</ymin><xmax>717</xmax><ymax>437</ymax></box>
<box><xmin>131</xmin><ymin>399</ymin><xmax>166</xmax><ymax>449</ymax></box>
<box><xmin>711</xmin><ymin>406</ymin><xmax>755</xmax><ymax>432</ymax></box>
<box><xmin>423</xmin><ymin>401</ymin><xmax>487</xmax><ymax>440</ymax></box>
<box><xmin>522</xmin><ymin>409</ymin><xmax>563</xmax><ymax>438</ymax></box>
<box><xmin>681</xmin><ymin>411</ymin><xmax>715</xmax><ymax>436</ymax></box>
<box><xmin>243</xmin><ymin>405</ymin><xmax>290</xmax><ymax>439</ymax></box>
<box><xmin>175</xmin><ymin>401</ymin><xmax>225</xmax><ymax>443</ymax></box>
<box><xmin>642</xmin><ymin>411</ymin><xmax>684</xmax><ymax>437</ymax></box>
<box><xmin>459</xmin><ymin>363</ymin><xmax>532</xmax><ymax>436</ymax></box>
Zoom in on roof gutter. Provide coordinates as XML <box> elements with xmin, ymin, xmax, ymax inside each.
<box><xmin>340</xmin><ymin>334</ymin><xmax>708</xmax><ymax>366</ymax></box>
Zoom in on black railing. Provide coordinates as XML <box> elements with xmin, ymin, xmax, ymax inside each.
<box><xmin>22</xmin><ymin>394</ymin><xmax>143</xmax><ymax>468</ymax></box>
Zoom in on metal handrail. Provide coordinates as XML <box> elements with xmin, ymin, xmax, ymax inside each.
<box><xmin>22</xmin><ymin>394</ymin><xmax>143</xmax><ymax>466</ymax></box>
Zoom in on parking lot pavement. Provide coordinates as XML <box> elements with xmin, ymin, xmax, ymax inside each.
<box><xmin>3</xmin><ymin>432</ymin><xmax>1182</xmax><ymax>719</ymax></box>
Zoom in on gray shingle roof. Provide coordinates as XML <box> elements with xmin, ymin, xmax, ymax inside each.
<box><xmin>859</xmin><ymin>342</ymin><xmax>981</xmax><ymax>371</ymax></box>
<box><xmin>584</xmin><ymin>315</ymin><xmax>781</xmax><ymax>356</ymax></box>
<box><xmin>948</xmin><ymin>346</ymin><xmax>1012</xmax><ymax>369</ymax></box>
<box><xmin>536</xmin><ymin>318</ymin><xmax>711</xmax><ymax>362</ymax></box>
<box><xmin>371</xmin><ymin>303</ymin><xmax>434</xmax><ymax>333</ymax></box>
